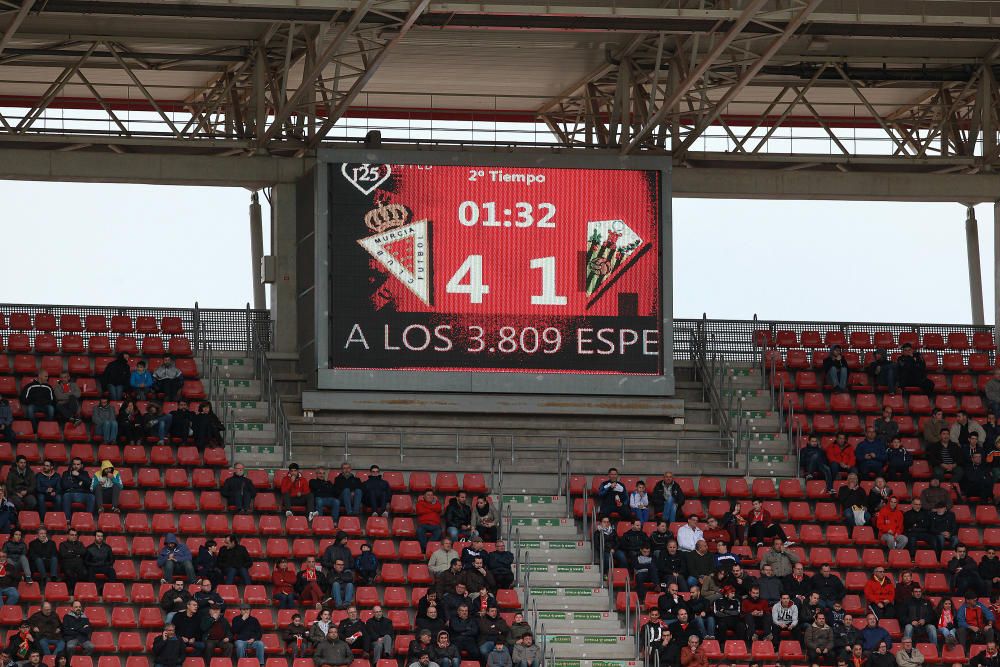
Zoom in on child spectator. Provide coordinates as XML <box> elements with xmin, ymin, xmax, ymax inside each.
<box><xmin>630</xmin><ymin>481</ymin><xmax>650</xmax><ymax>523</ymax></box>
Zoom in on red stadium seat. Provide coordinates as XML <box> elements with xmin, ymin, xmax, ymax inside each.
<box><xmin>88</xmin><ymin>336</ymin><xmax>111</xmax><ymax>355</ymax></box>
<box><xmin>800</xmin><ymin>331</ymin><xmax>822</xmax><ymax>348</ymax></box>
<box><xmin>923</xmin><ymin>333</ymin><xmax>945</xmax><ymax>349</ymax></box>
<box><xmin>775</xmin><ymin>331</ymin><xmax>798</xmax><ymax>348</ymax></box>
<box><xmin>953</xmin><ymin>374</ymin><xmax>976</xmax><ymax>393</ymax></box>
<box><xmin>974</xmin><ymin>332</ymin><xmax>996</xmax><ymax>351</ymax></box>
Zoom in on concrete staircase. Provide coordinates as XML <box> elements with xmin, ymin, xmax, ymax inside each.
<box><xmin>205</xmin><ymin>351</ymin><xmax>282</xmax><ymax>465</ymax></box>
<box><xmin>505</xmin><ymin>494</ymin><xmax>638</xmax><ymax>667</ymax></box>
<box><xmin>721</xmin><ymin>365</ymin><xmax>796</xmax><ymax>478</ymax></box>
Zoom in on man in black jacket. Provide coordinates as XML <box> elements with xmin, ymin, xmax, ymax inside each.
<box><xmin>61</xmin><ymin>458</ymin><xmax>94</xmax><ymax>519</ymax></box>
<box><xmin>620</xmin><ymin>520</ymin><xmax>651</xmax><ymax>568</ymax></box>
<box><xmin>218</xmin><ymin>534</ymin><xmax>252</xmax><ymax>585</ymax></box>
<box><xmin>362</xmin><ymin>465</ymin><xmax>392</xmax><ymax>517</ymax></box>
<box><xmin>332</xmin><ymin>463</ymin><xmax>364</xmax><ymax>520</ymax></box>
<box><xmin>447</xmin><ymin>604</ymin><xmax>479</xmax><ymax>657</ymax></box>
<box><xmin>5</xmin><ymin>455</ymin><xmax>37</xmax><ymax>511</ymax></box>
<box><xmin>338</xmin><ymin>605</ymin><xmax>371</xmax><ymax>656</ymax></box>
<box><xmin>21</xmin><ymin>373</ymin><xmax>54</xmax><ymax>430</ymax></box>
<box><xmin>655</xmin><ymin>540</ymin><xmax>689</xmax><ymax>593</ymax></box>
<box><xmin>900</xmin><ymin>586</ymin><xmax>936</xmax><ymax>645</ymax></box>
<box><xmin>58</xmin><ymin>529</ymin><xmax>87</xmax><ymax>594</ymax></box>
<box><xmin>366</xmin><ymin>605</ymin><xmax>395</xmax><ymax>662</ymax></box>
<box><xmin>903</xmin><ymin>499</ymin><xmax>936</xmax><ymax>558</ymax></box>
<box><xmin>221</xmin><ymin>463</ymin><xmax>256</xmax><ymax>514</ymax></box>
<box><xmin>152</xmin><ymin>624</ymin><xmax>185</xmax><ymax>667</ymax></box>
<box><xmin>167</xmin><ymin>399</ymin><xmax>196</xmax><ymax>442</ymax></box>
<box><xmin>897</xmin><ymin>343</ymin><xmax>933</xmax><ymax>394</ymax></box>
<box><xmin>486</xmin><ymin>541</ymin><xmax>514</xmax><ymax>590</ymax></box>
<box><xmin>27</xmin><ymin>529</ymin><xmax>57</xmax><ymax>584</ymax></box>
<box><xmin>948</xmin><ymin>545</ymin><xmax>988</xmax><ymax>597</ymax></box>
<box><xmin>62</xmin><ymin>601</ymin><xmax>94</xmax><ymax>655</ymax></box>
<box><xmin>930</xmin><ymin>503</ymin><xmax>959</xmax><ymax>555</ymax></box>
<box><xmin>811</xmin><ymin>563</ymin><xmax>845</xmax><ymax>608</ymax></box>
<box><xmin>927</xmin><ymin>428</ymin><xmax>966</xmax><ymax>484</ymax></box>
<box><xmin>172</xmin><ymin>600</ymin><xmax>203</xmax><ymax>655</ymax></box>
<box><xmin>199</xmin><ymin>605</ymin><xmax>233</xmax><ymax>661</ymax></box>
<box><xmin>193</xmin><ymin>579</ymin><xmax>225</xmax><ymax>619</ymax></box>
<box><xmin>83</xmin><ymin>530</ymin><xmax>115</xmax><ymax>594</ymax></box>
<box><xmin>310</xmin><ymin>465</ymin><xmax>339</xmax><ymax>520</ymax></box>
<box><xmin>444</xmin><ymin>492</ymin><xmax>473</xmax><ymax>543</ymax></box>
<box><xmin>160</xmin><ymin>579</ymin><xmax>192</xmax><ymax>624</ymax></box>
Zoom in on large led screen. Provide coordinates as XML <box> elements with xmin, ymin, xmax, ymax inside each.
<box><xmin>329</xmin><ymin>162</ymin><xmax>662</xmax><ymax>375</ymax></box>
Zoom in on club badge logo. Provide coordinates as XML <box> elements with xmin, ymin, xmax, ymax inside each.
<box><xmin>358</xmin><ymin>203</ymin><xmax>433</xmax><ymax>306</ymax></box>
<box><xmin>342</xmin><ymin>163</ymin><xmax>392</xmax><ymax>195</ymax></box>
<box><xmin>585</xmin><ymin>219</ymin><xmax>647</xmax><ymax>305</ymax></box>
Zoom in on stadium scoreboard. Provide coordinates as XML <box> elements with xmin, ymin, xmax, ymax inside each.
<box><xmin>314</xmin><ymin>150</ymin><xmax>673</xmax><ymax>397</ymax></box>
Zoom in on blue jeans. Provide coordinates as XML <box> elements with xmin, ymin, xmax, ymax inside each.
<box><xmin>27</xmin><ymin>404</ymin><xmax>54</xmax><ymax>429</ymax></box>
<box><xmin>875</xmin><ymin>364</ymin><xmax>898</xmax><ymax>393</ymax></box>
<box><xmin>633</xmin><ymin>508</ymin><xmax>649</xmax><ymax>523</ymax></box>
<box><xmin>332</xmin><ymin>581</ymin><xmax>355</xmax><ymax>607</ymax></box>
<box><xmin>663</xmin><ymin>498</ymin><xmax>677</xmax><ymax>523</ymax></box>
<box><xmin>904</xmin><ymin>623</ymin><xmax>938</xmax><ymax>646</ymax></box>
<box><xmin>275</xmin><ymin>592</ymin><xmax>296</xmax><ymax>609</ymax></box>
<box><xmin>827</xmin><ymin>367</ymin><xmax>848</xmax><ymax>391</ymax></box>
<box><xmin>37</xmin><ymin>492</ymin><xmax>62</xmax><ymax>519</ymax></box>
<box><xmin>225</xmin><ymin>567</ymin><xmax>251</xmax><ymax>585</ymax></box>
<box><xmin>96</xmin><ymin>420</ymin><xmax>118</xmax><ymax>443</ymax></box>
<box><xmin>691</xmin><ymin>615</ymin><xmax>713</xmax><ymax>638</ymax></box>
<box><xmin>235</xmin><ymin>639</ymin><xmax>265</xmax><ymax>664</ymax></box>
<box><xmin>417</xmin><ymin>524</ymin><xmax>442</xmax><ymax>550</ymax></box>
<box><xmin>330</xmin><ymin>489</ymin><xmax>363</xmax><ymax>521</ymax></box>
<box><xmin>163</xmin><ymin>559</ymin><xmax>196</xmax><ymax>583</ymax></box>
<box><xmin>366</xmin><ymin>489</ymin><xmax>390</xmax><ymax>514</ymax></box>
<box><xmin>480</xmin><ymin>642</ymin><xmax>501</xmax><ymax>658</ymax></box>
<box><xmin>0</xmin><ymin>587</ymin><xmax>19</xmax><ymax>604</ymax></box>
<box><xmin>63</xmin><ymin>492</ymin><xmax>95</xmax><ymax>517</ymax></box>
<box><xmin>939</xmin><ymin>627</ymin><xmax>956</xmax><ymax>644</ymax></box>
<box><xmin>33</xmin><ymin>557</ymin><xmax>58</xmax><ymax>580</ymax></box>
<box><xmin>39</xmin><ymin>639</ymin><xmax>64</xmax><ymax>656</ymax></box>
<box><xmin>107</xmin><ymin>385</ymin><xmax>124</xmax><ymax>401</ymax></box>
<box><xmin>447</xmin><ymin>526</ymin><xmax>471</xmax><ymax>542</ymax></box>
<box><xmin>315</xmin><ymin>497</ymin><xmax>338</xmax><ymax>518</ymax></box>
<box><xmin>132</xmin><ymin>386</ymin><xmax>150</xmax><ymax>400</ymax></box>
<box><xmin>805</xmin><ymin>458</ymin><xmax>833</xmax><ymax>490</ymax></box>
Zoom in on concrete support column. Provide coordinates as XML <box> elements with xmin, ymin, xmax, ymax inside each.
<box><xmin>269</xmin><ymin>182</ymin><xmax>298</xmax><ymax>354</ymax></box>
<box><xmin>966</xmin><ymin>205</ymin><xmax>985</xmax><ymax>325</ymax></box>
<box><xmin>250</xmin><ymin>191</ymin><xmax>266</xmax><ymax>310</ymax></box>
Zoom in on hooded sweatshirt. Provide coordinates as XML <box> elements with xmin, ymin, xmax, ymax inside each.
<box><xmin>157</xmin><ymin>534</ymin><xmax>193</xmax><ymax>566</ymax></box>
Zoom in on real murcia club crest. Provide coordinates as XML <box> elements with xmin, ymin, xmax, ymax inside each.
<box><xmin>584</xmin><ymin>219</ymin><xmax>647</xmax><ymax>305</ymax></box>
<box><xmin>358</xmin><ymin>206</ymin><xmax>432</xmax><ymax>305</ymax></box>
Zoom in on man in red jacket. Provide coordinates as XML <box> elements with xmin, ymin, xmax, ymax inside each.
<box><xmin>864</xmin><ymin>567</ymin><xmax>896</xmax><ymax>619</ymax></box>
<box><xmin>277</xmin><ymin>463</ymin><xmax>316</xmax><ymax>521</ymax></box>
<box><xmin>415</xmin><ymin>490</ymin><xmax>443</xmax><ymax>552</ymax></box>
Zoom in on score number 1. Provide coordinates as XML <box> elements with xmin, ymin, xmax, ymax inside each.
<box><xmin>446</xmin><ymin>255</ymin><xmax>567</xmax><ymax>306</ymax></box>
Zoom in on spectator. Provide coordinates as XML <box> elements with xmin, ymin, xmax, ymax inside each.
<box><xmin>511</xmin><ymin>633</ymin><xmax>539</xmax><ymax>667</ymax></box>
<box><xmin>153</xmin><ymin>355</ymin><xmax>184</xmax><ymax>400</ymax></box>
<box><xmin>27</xmin><ymin>529</ymin><xmax>56</xmax><ymax>584</ymax></box>
<box><xmin>669</xmin><ymin>607</ymin><xmax>698</xmax><ymax>644</ymax></box>
<box><xmin>714</xmin><ymin>540</ymin><xmax>740</xmax><ymax>572</ymax></box>
<box><xmin>885</xmin><ymin>437</ymin><xmax>913</xmax><ymax>482</ymax></box>
<box><xmin>83</xmin><ymin>530</ymin><xmax>115</xmax><ymax>595</ymax></box>
<box><xmin>283</xmin><ymin>613</ymin><xmax>310</xmax><ymax>658</ymax></box>
<box><xmin>0</xmin><ymin>490</ymin><xmax>13</xmax><ymax>536</ymax></box>
<box><xmin>832</xmin><ymin>614</ymin><xmax>861</xmax><ymax>659</ymax></box>
<box><xmin>193</xmin><ymin>578</ymin><xmax>225</xmax><ymax>617</ymax></box>
<box><xmin>34</xmin><ymin>461</ymin><xmax>61</xmax><ymax>521</ymax></box>
<box><xmin>772</xmin><ymin>593</ymin><xmax>800</xmax><ymax>647</ymax></box>
<box><xmin>448</xmin><ymin>604</ymin><xmax>479</xmax><ymax>655</ymax></box>
<box><xmin>971</xmin><ymin>641</ymin><xmax>1000</xmax><ymax>667</ymax></box>
<box><xmin>21</xmin><ymin>372</ymin><xmax>55</xmax><ymax>430</ymax></box>
<box><xmin>649</xmin><ymin>520</ymin><xmax>673</xmax><ymax>557</ymax></box>
<box><xmin>313</xmin><ymin>627</ymin><xmax>352</xmax><ymax>667</ymax></box>
<box><xmin>142</xmin><ymin>403</ymin><xmax>168</xmax><ymax>444</ymax></box>
<box><xmin>59</xmin><ymin>529</ymin><xmax>87</xmax><ymax>595</ymax></box>
<box><xmin>486</xmin><ymin>641</ymin><xmax>511</xmax><ymax>667</ymax></box>
<box><xmin>651</xmin><ymin>471</ymin><xmax>685</xmax><ymax>523</ymax></box>
<box><xmin>295</xmin><ymin>556</ymin><xmax>329</xmax><ymax>609</ymax></box>
<box><xmin>472</xmin><ymin>495</ymin><xmax>500</xmax><ymax>542</ymax></box>
<box><xmin>620</xmin><ymin>519</ymin><xmax>650</xmax><ymax>564</ymax></box>
<box><xmin>804</xmin><ymin>611</ymin><xmax>834</xmax><ymax>664</ymax></box>
<box><xmin>278</xmin><ymin>463</ymin><xmax>316</xmax><ymax>521</ymax></box>
<box><xmin>894</xmin><ymin>570</ymin><xmax>918</xmax><ymax>616</ymax></box>
<box><xmin>861</xmin><ymin>613</ymin><xmax>892</xmax><ymax>652</ymax></box>
<box><xmin>158</xmin><ymin>533</ymin><xmax>196</xmax><ymax>584</ymax></box>
<box><xmin>713</xmin><ymin>584</ymin><xmax>743</xmax><ymax>640</ymax></box>
<box><xmin>958</xmin><ymin>591</ymin><xmax>996</xmax><ymax>647</ymax></box>
<box><xmin>116</xmin><ymin>400</ymin><xmax>141</xmax><ymax>445</ymax></box>
<box><xmin>332</xmin><ymin>463</ymin><xmax>364</xmax><ymax>520</ymax></box>
<box><xmin>897</xmin><ymin>343</ymin><xmax>933</xmax><ymax>394</ymax></box>
<box><xmin>308</xmin><ymin>467</ymin><xmax>339</xmax><ymax>521</ymax></box>
<box><xmin>935</xmin><ymin>598</ymin><xmax>959</xmax><ymax>646</ymax></box>
<box><xmin>747</xmin><ymin>499</ymin><xmax>789</xmax><ymax>547</ymax></box>
<box><xmin>416</xmin><ymin>609</ymin><xmax>446</xmax><ymax>646</ymax></box>
<box><xmin>868</xmin><ymin>350</ymin><xmax>898</xmax><ymax>395</ymax></box>
<box><xmin>61</xmin><ymin>457</ymin><xmax>93</xmax><ymax>518</ymax></box>
<box><xmin>322</xmin><ymin>532</ymin><xmax>351</xmax><ymax>574</ymax></box>
<box><xmin>477</xmin><ymin>607</ymin><xmax>509</xmax><ymax>658</ymax></box>
<box><xmin>985</xmin><ymin>413</ymin><xmax>1000</xmax><ymax>454</ymax></box>
<box><xmin>948</xmin><ymin>545</ymin><xmax>988</xmax><ymax>597</ymax></box>
<box><xmin>166</xmin><ymin>399</ymin><xmax>195</xmax><ymax>443</ymax></box>
<box><xmin>194</xmin><ymin>539</ymin><xmax>222</xmax><ymax>587</ymax></box>
<box><xmin>52</xmin><ymin>372</ymin><xmax>81</xmax><ymax>426</ymax></box>
<box><xmin>91</xmin><ymin>459</ymin><xmax>122</xmax><ymax>514</ymax></box>
<box><xmin>129</xmin><ymin>360</ymin><xmax>154</xmax><ymax>400</ymax></box>
<box><xmin>429</xmin><ymin>538</ymin><xmax>459</xmax><ymax>575</ymax></box>
<box><xmin>952</xmin><ymin>410</ymin><xmax>987</xmax><ymax>448</ymax></box>
<box><xmin>367</xmin><ymin>605</ymin><xmax>395</xmax><ymax>663</ymax></box>
<box><xmin>760</xmin><ymin>537</ymin><xmax>799</xmax><ymax>578</ymax></box>
<box><xmin>355</xmin><ymin>542</ymin><xmax>378</xmax><ymax>585</ymax></box>
<box><xmin>930</xmin><ymin>503</ymin><xmax>959</xmax><ymax>555</ymax></box>
<box><xmin>721</xmin><ymin>501</ymin><xmax>749</xmax><ymax>546</ymax></box>
<box><xmin>62</xmin><ymin>601</ymin><xmax>93</xmax><ymax>656</ymax></box>
<box><xmin>152</xmin><ymin>625</ymin><xmax>185</xmax><ymax>667</ymax></box>
<box><xmin>823</xmin><ymin>345</ymin><xmax>849</xmax><ymax>392</ymax></box>
<box><xmin>233</xmin><ymin>604</ymin><xmax>265</xmax><ymax>667</ymax></box>
<box><xmin>593</xmin><ymin>517</ymin><xmax>624</xmax><ymax>575</ymax></box>
<box><xmin>272</xmin><ymin>558</ymin><xmax>297</xmax><ymax>609</ymax></box>
<box><xmin>191</xmin><ymin>402</ymin><xmax>223</xmax><ymax>451</ymax></box>
<box><xmin>0</xmin><ymin>399</ymin><xmax>14</xmax><ymax>447</ymax></box>
<box><xmin>200</xmin><ymin>604</ymin><xmax>233</xmax><ymax>661</ymax></box>
<box><xmin>28</xmin><ymin>601</ymin><xmax>63</xmax><ymax>656</ymax></box>
<box><xmin>783</xmin><ymin>561</ymin><xmax>811</xmax><ymax>608</ymax></box>
<box><xmin>920</xmin><ymin>477</ymin><xmax>953</xmax><ymax>511</ymax></box>
<box><xmin>986</xmin><ymin>370</ymin><xmax>1000</xmax><ymax>417</ymax></box>
<box><xmin>309</xmin><ymin>609</ymin><xmax>334</xmax><ymax>647</ymax></box>
<box><xmin>221</xmin><ymin>463</ymin><xmax>257</xmax><ymax>514</ymax></box>
<box><xmin>826</xmin><ymin>433</ymin><xmax>856</xmax><ymax>480</ymax></box>
<box><xmin>3</xmin><ymin>530</ymin><xmax>30</xmax><ymax>583</ymax></box>
<box><xmin>900</xmin><ymin>584</ymin><xmax>936</xmax><ymax>646</ymax></box>
<box><xmin>100</xmin><ymin>353</ymin><xmax>130</xmax><ymax>401</ymax></box>
<box><xmin>416</xmin><ymin>490</ymin><xmax>444</xmax><ymax>551</ymax></box>
<box><xmin>487</xmin><ymin>541</ymin><xmax>515</xmax><ymax>590</ymax></box>
<box><xmin>928</xmin><ymin>428</ymin><xmax>965</xmax><ymax>484</ymax></box>
<box><xmin>855</xmin><ymin>426</ymin><xmax>888</xmax><ymax>479</ymax></box>
<box><xmin>875</xmin><ymin>496</ymin><xmax>908</xmax><ymax>551</ymax></box>
<box><xmin>743</xmin><ymin>584</ymin><xmax>772</xmax><ymax>643</ymax></box>
<box><xmin>962</xmin><ymin>451</ymin><xmax>994</xmax><ymax>503</ymax></box>
<box><xmin>630</xmin><ymin>481</ymin><xmax>651</xmax><ymax>523</ymax></box>
<box><xmin>870</xmin><ymin>640</ymin><xmax>895</xmax><ymax>667</ymax></box>
<box><xmin>430</xmin><ymin>631</ymin><xmax>459</xmax><ymax>667</ymax></box>
<box><xmin>361</xmin><ymin>465</ymin><xmax>392</xmax><ymax>517</ymax></box>
<box><xmin>756</xmin><ymin>564</ymin><xmax>783</xmax><ymax>605</ymax></box>
<box><xmin>218</xmin><ymin>534</ymin><xmax>252</xmax><ymax>586</ymax></box>
<box><xmin>655</xmin><ymin>540</ymin><xmax>689</xmax><ymax>592</ymax></box>
<box><xmin>329</xmin><ymin>558</ymin><xmax>355</xmax><ymax>609</ymax></box>
<box><xmin>6</xmin><ymin>623</ymin><xmax>35</xmax><ymax>663</ymax></box>
<box><xmin>838</xmin><ymin>472</ymin><xmax>870</xmax><ymax>528</ymax></box>
<box><xmin>864</xmin><ymin>567</ymin><xmax>896</xmax><ymax>619</ymax></box>
<box><xmin>685</xmin><ymin>540</ymin><xmax>716</xmax><ymax>589</ymax></box>
<box><xmin>874</xmin><ymin>406</ymin><xmax>900</xmax><ymax>445</ymax></box>
<box><xmin>813</xmin><ymin>562</ymin><xmax>846</xmax><ymax>608</ymax></box>
<box><xmin>160</xmin><ymin>579</ymin><xmax>192</xmax><ymax>624</ymax></box>
<box><xmin>634</xmin><ymin>545</ymin><xmax>659</xmax><ymax>591</ymax></box>
<box><xmin>459</xmin><ymin>556</ymin><xmax>496</xmax><ymax>594</ymax></box>
<box><xmin>867</xmin><ymin>476</ymin><xmax>893</xmax><ymax>515</ymax></box>
<box><xmin>903</xmin><ymin>498</ymin><xmax>936</xmax><ymax>558</ymax></box>
<box><xmin>983</xmin><ymin>549</ymin><xmax>1000</xmax><ymax>594</ymax></box>
<box><xmin>406</xmin><ymin>633</ymin><xmax>434</xmax><ymax>667</ymax></box>
<box><xmin>444</xmin><ymin>492</ymin><xmax>473</xmax><ymax>542</ymax></box>
<box><xmin>5</xmin><ymin>455</ymin><xmax>36</xmax><ymax>511</ymax></box>
<box><xmin>596</xmin><ymin>468</ymin><xmax>631</xmax><ymax>520</ymax></box>
<box><xmin>801</xmin><ymin>435</ymin><xmax>834</xmax><ymax>493</ymax></box>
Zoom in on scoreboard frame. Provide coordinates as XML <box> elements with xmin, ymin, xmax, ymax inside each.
<box><xmin>313</xmin><ymin>148</ymin><xmax>674</xmax><ymax>397</ymax></box>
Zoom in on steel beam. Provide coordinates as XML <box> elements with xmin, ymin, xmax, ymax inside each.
<box><xmin>0</xmin><ymin>0</ymin><xmax>34</xmax><ymax>58</ymax></box>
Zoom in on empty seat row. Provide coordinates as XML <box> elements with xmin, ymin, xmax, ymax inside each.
<box><xmin>771</xmin><ymin>369</ymin><xmax>987</xmax><ymax>394</ymax></box>
<box><xmin>756</xmin><ymin>329</ymin><xmax>995</xmax><ymax>351</ymax></box>
<box><xmin>0</xmin><ymin>355</ymin><xmax>198</xmax><ymax>377</ymax></box>
<box><xmin>784</xmin><ymin>391</ymin><xmax>986</xmax><ymax>416</ymax></box>
<box><xmin>0</xmin><ymin>314</ymin><xmax>184</xmax><ymax>335</ymax></box>
<box><xmin>0</xmin><ymin>335</ymin><xmax>192</xmax><ymax>357</ymax></box>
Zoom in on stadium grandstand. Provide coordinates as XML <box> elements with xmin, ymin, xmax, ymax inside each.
<box><xmin>7</xmin><ymin>2</ymin><xmax>1000</xmax><ymax>667</ymax></box>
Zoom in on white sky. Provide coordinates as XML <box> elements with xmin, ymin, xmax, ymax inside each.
<box><xmin>0</xmin><ymin>181</ymin><xmax>994</xmax><ymax>325</ymax></box>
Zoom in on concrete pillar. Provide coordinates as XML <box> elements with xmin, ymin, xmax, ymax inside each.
<box><xmin>967</xmin><ymin>205</ymin><xmax>985</xmax><ymax>325</ymax></box>
<box><xmin>269</xmin><ymin>182</ymin><xmax>298</xmax><ymax>354</ymax></box>
<box><xmin>250</xmin><ymin>191</ymin><xmax>266</xmax><ymax>310</ymax></box>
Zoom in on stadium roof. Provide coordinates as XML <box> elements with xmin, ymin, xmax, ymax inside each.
<box><xmin>2</xmin><ymin>0</ymin><xmax>1000</xmax><ymax>172</ymax></box>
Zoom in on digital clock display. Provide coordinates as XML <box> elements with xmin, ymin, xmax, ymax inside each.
<box><xmin>328</xmin><ymin>162</ymin><xmax>662</xmax><ymax>375</ymax></box>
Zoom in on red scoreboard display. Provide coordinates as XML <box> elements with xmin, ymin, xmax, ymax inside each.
<box><xmin>329</xmin><ymin>161</ymin><xmax>663</xmax><ymax>376</ymax></box>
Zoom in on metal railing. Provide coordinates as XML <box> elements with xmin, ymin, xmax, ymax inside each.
<box><xmin>249</xmin><ymin>322</ymin><xmax>291</xmax><ymax>464</ymax></box>
<box><xmin>198</xmin><ymin>344</ymin><xmax>236</xmax><ymax>460</ymax></box>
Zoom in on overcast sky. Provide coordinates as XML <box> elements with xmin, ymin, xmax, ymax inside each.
<box><xmin>0</xmin><ymin>181</ymin><xmax>994</xmax><ymax>325</ymax></box>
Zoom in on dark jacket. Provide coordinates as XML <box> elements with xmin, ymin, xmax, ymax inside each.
<box><xmin>28</xmin><ymin>610</ymin><xmax>62</xmax><ymax>639</ymax></box>
<box><xmin>27</xmin><ymin>538</ymin><xmax>57</xmax><ymax>563</ymax></box>
<box><xmin>477</xmin><ymin>615</ymin><xmax>510</xmax><ymax>644</ymax></box>
<box><xmin>339</xmin><ymin>618</ymin><xmax>370</xmax><ymax>652</ymax></box>
<box><xmin>160</xmin><ymin>587</ymin><xmax>192</xmax><ymax>613</ymax></box>
<box><xmin>152</xmin><ymin>636</ymin><xmax>185</xmax><ymax>667</ymax></box>
<box><xmin>61</xmin><ymin>612</ymin><xmax>91</xmax><ymax>641</ymax></box>
<box><xmin>443</xmin><ymin>499</ymin><xmax>472</xmax><ymax>529</ymax></box>
<box><xmin>59</xmin><ymin>540</ymin><xmax>87</xmax><ymax>576</ymax></box>
<box><xmin>21</xmin><ymin>380</ymin><xmax>54</xmax><ymax>407</ymax></box>
<box><xmin>232</xmin><ymin>615</ymin><xmax>263</xmax><ymax>642</ymax></box>
<box><xmin>102</xmin><ymin>355</ymin><xmax>131</xmax><ymax>387</ymax></box>
<box><xmin>929</xmin><ymin>510</ymin><xmax>958</xmax><ymax>537</ymax></box>
<box><xmin>217</xmin><ymin>544</ymin><xmax>252</xmax><ymax>570</ymax></box>
<box><xmin>5</xmin><ymin>466</ymin><xmax>35</xmax><ymax>497</ymax></box>
<box><xmin>83</xmin><ymin>542</ymin><xmax>114</xmax><ymax>569</ymax></box>
<box><xmin>810</xmin><ymin>573</ymin><xmax>845</xmax><ymax>603</ymax></box>
<box><xmin>366</xmin><ymin>615</ymin><xmax>394</xmax><ymax>640</ymax></box>
<box><xmin>332</xmin><ymin>473</ymin><xmax>362</xmax><ymax>497</ymax></box>
<box><xmin>61</xmin><ymin>468</ymin><xmax>91</xmax><ymax>495</ymax></box>
<box><xmin>900</xmin><ymin>597</ymin><xmax>936</xmax><ymax>628</ymax></box>
<box><xmin>651</xmin><ymin>480</ymin><xmax>686</xmax><ymax>515</ymax></box>
<box><xmin>309</xmin><ymin>476</ymin><xmax>337</xmax><ymax>499</ymax></box>
<box><xmin>221</xmin><ymin>474</ymin><xmax>257</xmax><ymax>502</ymax></box>
<box><xmin>361</xmin><ymin>475</ymin><xmax>392</xmax><ymax>506</ymax></box>
<box><xmin>903</xmin><ymin>509</ymin><xmax>932</xmax><ymax>533</ymax></box>
<box><xmin>199</xmin><ymin>614</ymin><xmax>232</xmax><ymax>642</ymax></box>
<box><xmin>168</xmin><ymin>408</ymin><xmax>196</xmax><ymax>438</ymax></box>
<box><xmin>926</xmin><ymin>441</ymin><xmax>966</xmax><ymax>468</ymax></box>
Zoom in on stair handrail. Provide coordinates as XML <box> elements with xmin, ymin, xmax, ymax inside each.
<box><xmin>580</xmin><ymin>486</ymin><xmax>589</xmax><ymax>541</ymax></box>
<box><xmin>504</xmin><ymin>502</ymin><xmax>514</xmax><ymax>545</ymax></box>
<box><xmin>514</xmin><ymin>527</ymin><xmax>522</xmax><ymax>590</ymax></box>
<box><xmin>630</xmin><ymin>583</ymin><xmax>642</xmax><ymax>658</ymax></box>
<box><xmin>540</xmin><ymin>624</ymin><xmax>547</xmax><ymax>667</ymax></box>
<box><xmin>692</xmin><ymin>318</ymin><xmax>737</xmax><ymax>465</ymax></box>
<box><xmin>249</xmin><ymin>323</ymin><xmax>291</xmax><ymax>464</ymax></box>
<box><xmin>199</xmin><ymin>343</ymin><xmax>234</xmax><ymax>461</ymax></box>
<box><xmin>623</xmin><ymin>575</ymin><xmax>631</xmax><ymax>639</ymax></box>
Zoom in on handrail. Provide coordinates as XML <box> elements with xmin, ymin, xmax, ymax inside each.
<box><xmin>249</xmin><ymin>324</ymin><xmax>292</xmax><ymax>464</ymax></box>
<box><xmin>540</xmin><ymin>623</ymin><xmax>547</xmax><ymax>667</ymax></box>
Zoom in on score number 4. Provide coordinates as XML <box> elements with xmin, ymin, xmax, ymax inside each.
<box><xmin>446</xmin><ymin>255</ymin><xmax>567</xmax><ymax>306</ymax></box>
